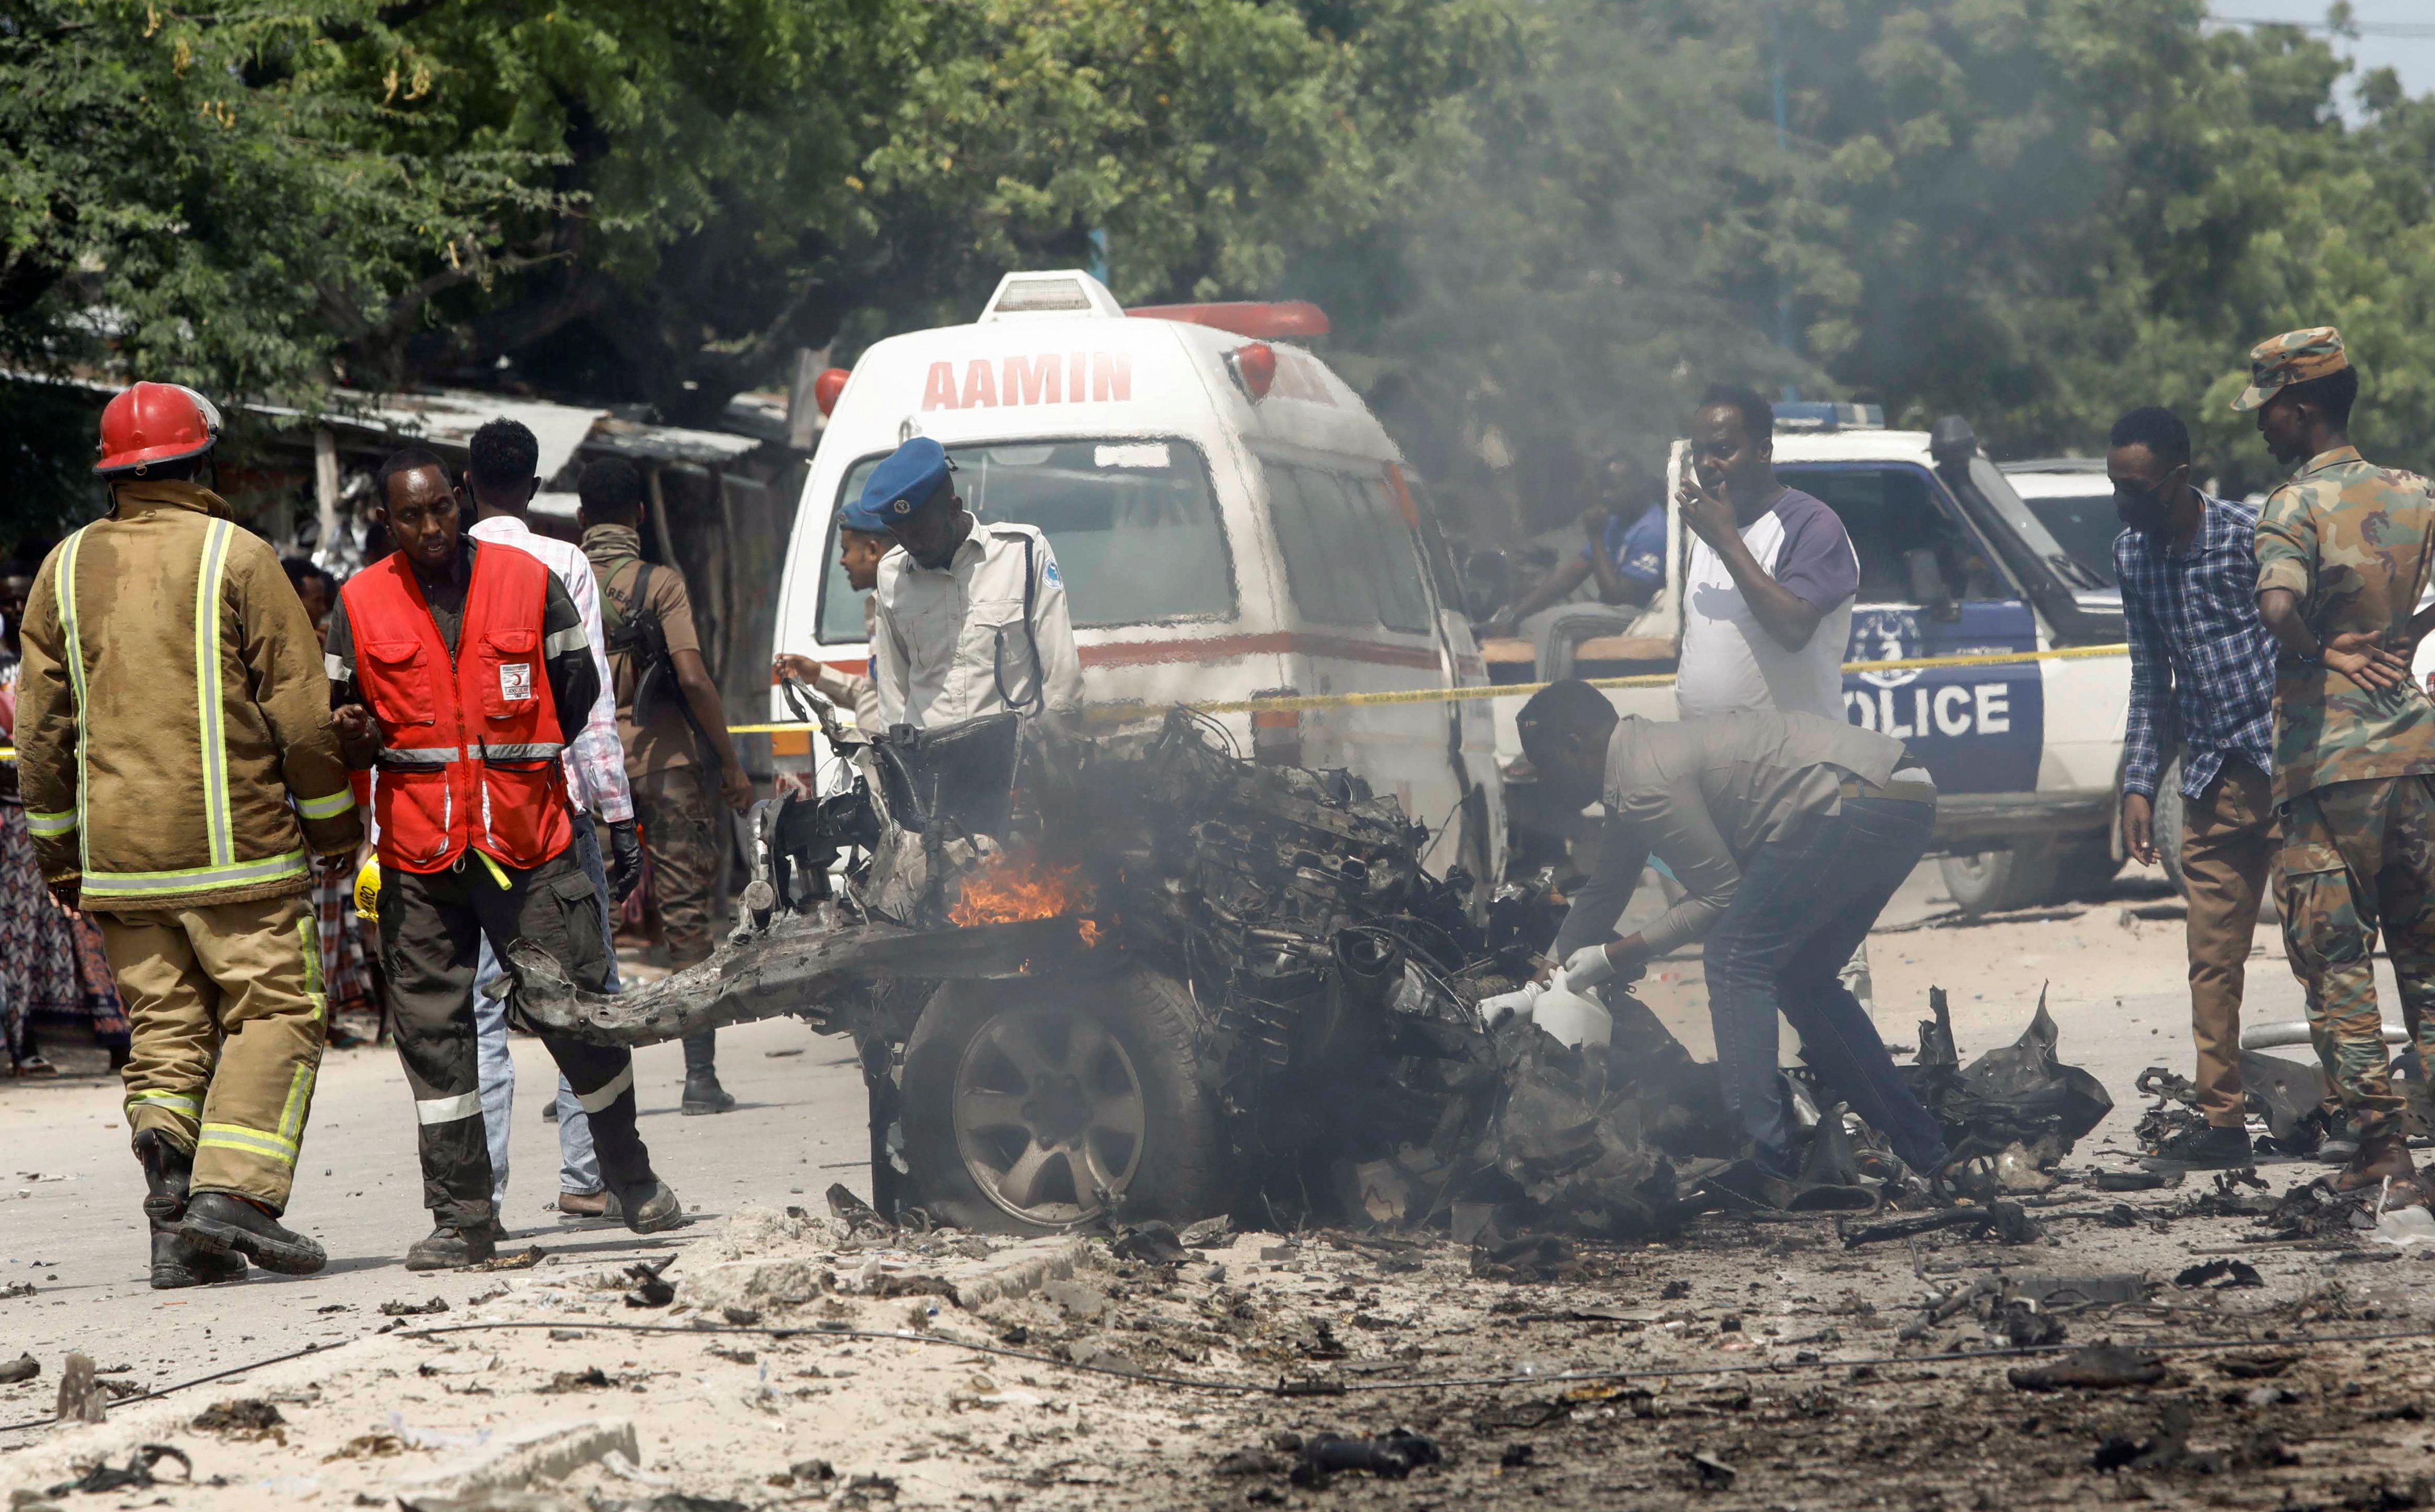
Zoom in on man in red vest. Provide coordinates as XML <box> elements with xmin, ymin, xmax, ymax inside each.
<box><xmin>329</xmin><ymin>448</ymin><xmax>682</xmax><ymax>1269</ymax></box>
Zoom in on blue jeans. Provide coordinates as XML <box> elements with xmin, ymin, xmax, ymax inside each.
<box><xmin>1705</xmin><ymin>796</ymin><xmax>1948</xmax><ymax>1175</ymax></box>
<box><xmin>474</xmin><ymin>818</ymin><xmax>620</xmax><ymax>1205</ymax></box>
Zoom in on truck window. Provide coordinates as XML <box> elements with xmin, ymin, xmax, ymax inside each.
<box><xmin>2012</xmin><ymin>485</ymin><xmax>2120</xmax><ymax>588</ymax></box>
<box><xmin>1776</xmin><ymin>464</ymin><xmax>2009</xmax><ymax>605</ymax></box>
<box><xmin>1265</xmin><ymin>463</ymin><xmax>1433</xmax><ymax>633</ymax></box>
<box><xmin>815</xmin><ymin>437</ymin><xmax>1237</xmax><ymax>640</ymax></box>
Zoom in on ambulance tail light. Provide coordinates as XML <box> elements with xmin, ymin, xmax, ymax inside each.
<box><xmin>1249</xmin><ymin>690</ymin><xmax>1302</xmax><ymax>766</ymax></box>
<box><xmin>1230</xmin><ymin>342</ymin><xmax>1278</xmax><ymax>402</ymax></box>
<box><xmin>815</xmin><ymin>368</ymin><xmax>850</xmax><ymax>417</ymax></box>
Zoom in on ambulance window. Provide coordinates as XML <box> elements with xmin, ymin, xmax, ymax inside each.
<box><xmin>1349</xmin><ymin>476</ymin><xmax>1434</xmax><ymax>633</ymax></box>
<box><xmin>1775</xmin><ymin>464</ymin><xmax>2008</xmax><ymax>606</ymax></box>
<box><xmin>816</xmin><ymin>437</ymin><xmax>1236</xmax><ymax>639</ymax></box>
<box><xmin>1266</xmin><ymin>467</ymin><xmax>1374</xmax><ymax>626</ymax></box>
<box><xmin>1266</xmin><ymin>464</ymin><xmax>1432</xmax><ymax>633</ymax></box>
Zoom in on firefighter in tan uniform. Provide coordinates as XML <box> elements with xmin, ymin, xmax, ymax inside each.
<box><xmin>14</xmin><ymin>382</ymin><xmax>362</xmax><ymax>1285</ymax></box>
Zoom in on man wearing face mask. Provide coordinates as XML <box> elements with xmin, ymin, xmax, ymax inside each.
<box><xmin>2109</xmin><ymin>406</ymin><xmax>2281</xmax><ymax>1171</ymax></box>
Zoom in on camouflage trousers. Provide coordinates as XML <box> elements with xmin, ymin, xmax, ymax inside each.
<box><xmin>2281</xmin><ymin>774</ymin><xmax>2435</xmax><ymax>1141</ymax></box>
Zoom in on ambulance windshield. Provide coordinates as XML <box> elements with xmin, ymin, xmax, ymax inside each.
<box><xmin>818</xmin><ymin>437</ymin><xmax>1236</xmax><ymax>640</ymax></box>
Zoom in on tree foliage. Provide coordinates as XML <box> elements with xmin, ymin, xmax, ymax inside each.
<box><xmin>13</xmin><ymin>0</ymin><xmax>2435</xmax><ymax>544</ymax></box>
<box><xmin>1314</xmin><ymin>0</ymin><xmax>2435</xmax><ymax>528</ymax></box>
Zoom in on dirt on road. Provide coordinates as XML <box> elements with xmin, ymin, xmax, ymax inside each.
<box><xmin>10</xmin><ymin>867</ymin><xmax>2435</xmax><ymax>1510</ymax></box>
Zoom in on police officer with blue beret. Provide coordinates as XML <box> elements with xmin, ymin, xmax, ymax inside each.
<box><xmin>861</xmin><ymin>437</ymin><xmax>1083</xmax><ymax>729</ymax></box>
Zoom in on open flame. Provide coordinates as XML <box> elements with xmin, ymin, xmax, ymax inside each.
<box><xmin>949</xmin><ymin>848</ymin><xmax>1094</xmax><ymax>931</ymax></box>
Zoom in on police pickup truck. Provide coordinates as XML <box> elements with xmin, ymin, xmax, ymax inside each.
<box><xmin>1488</xmin><ymin>407</ymin><xmax>2134</xmax><ymax>915</ymax></box>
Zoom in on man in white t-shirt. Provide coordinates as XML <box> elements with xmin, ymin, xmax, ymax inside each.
<box><xmin>1676</xmin><ymin>383</ymin><xmax>1860</xmax><ymax>720</ymax></box>
<box><xmin>1672</xmin><ymin>383</ymin><xmax>1879</xmax><ymax>1024</ymax></box>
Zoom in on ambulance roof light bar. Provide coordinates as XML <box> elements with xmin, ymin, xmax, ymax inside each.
<box><xmin>977</xmin><ymin>270</ymin><xmax>1127</xmax><ymax>322</ymax></box>
<box><xmin>1127</xmin><ymin>301</ymin><xmax>1330</xmax><ymax>340</ymax></box>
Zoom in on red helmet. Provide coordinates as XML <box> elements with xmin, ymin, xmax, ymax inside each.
<box><xmin>95</xmin><ymin>382</ymin><xmax>223</xmax><ymax>477</ymax></box>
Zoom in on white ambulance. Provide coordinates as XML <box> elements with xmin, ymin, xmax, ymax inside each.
<box><xmin>771</xmin><ymin>270</ymin><xmax>1504</xmax><ymax>886</ymax></box>
<box><xmin>1496</xmin><ymin>409</ymin><xmax>2137</xmax><ymax>914</ymax></box>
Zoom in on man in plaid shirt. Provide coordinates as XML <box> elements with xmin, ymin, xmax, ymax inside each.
<box><xmin>2111</xmin><ymin>406</ymin><xmax>2281</xmax><ymax>1170</ymax></box>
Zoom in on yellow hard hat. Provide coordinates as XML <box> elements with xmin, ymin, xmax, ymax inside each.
<box><xmin>353</xmin><ymin>857</ymin><xmax>382</xmax><ymax>920</ymax></box>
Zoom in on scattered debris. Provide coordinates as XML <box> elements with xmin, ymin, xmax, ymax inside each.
<box><xmin>1111</xmin><ymin>1222</ymin><xmax>1189</xmax><ymax>1267</ymax></box>
<box><xmin>2175</xmin><ymin>1258</ymin><xmax>2264</xmax><ymax>1289</ymax></box>
<box><xmin>0</xmin><ymin>1281</ymin><xmax>34</xmax><ymax>1300</ymax></box>
<box><xmin>471</xmin><ymin>1246</ymin><xmax>547</xmax><ymax>1272</ymax></box>
<box><xmin>1840</xmin><ymin>1200</ymin><xmax>2041</xmax><ymax>1248</ymax></box>
<box><xmin>1910</xmin><ymin>988</ymin><xmax>2112</xmax><ymax>1166</ymax></box>
<box><xmin>54</xmin><ymin>1349</ymin><xmax>105</xmax><ymax>1424</ymax></box>
<box><xmin>2090</xmin><ymin>1170</ymin><xmax>2172</xmax><ymax>1193</ymax></box>
<box><xmin>2092</xmin><ymin>1400</ymin><xmax>2223</xmax><ymax>1474</ymax></box>
<box><xmin>44</xmin><ymin>1444</ymin><xmax>190</xmax><ymax>1496</ymax></box>
<box><xmin>2008</xmin><ymin>1345</ymin><xmax>2168</xmax><ymax>1391</ymax></box>
<box><xmin>624</xmin><ymin>1257</ymin><xmax>676</xmax><ymax>1308</ymax></box>
<box><xmin>2216</xmin><ymin>1352</ymin><xmax>2303</xmax><ymax>1380</ymax></box>
<box><xmin>1215</xmin><ymin>1448</ymin><xmax>1294</xmax><ymax>1476</ymax></box>
<box><xmin>1290</xmin><ymin>1428</ymin><xmax>1442</xmax><ymax>1488</ymax></box>
<box><xmin>192</xmin><ymin>1397</ymin><xmax>287</xmax><ymax>1439</ymax></box>
<box><xmin>1685</xmin><ymin>1450</ymin><xmax>1738</xmax><ymax>1490</ymax></box>
<box><xmin>0</xmin><ymin>1353</ymin><xmax>36</xmax><ymax>1384</ymax></box>
<box><xmin>541</xmin><ymin>1367</ymin><xmax>616</xmax><ymax>1393</ymax></box>
<box><xmin>827</xmin><ymin>1183</ymin><xmax>893</xmax><ymax>1237</ymax></box>
<box><xmin>380</xmin><ymin>1296</ymin><xmax>450</xmax><ymax>1317</ymax></box>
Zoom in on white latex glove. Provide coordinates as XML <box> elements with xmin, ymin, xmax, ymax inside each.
<box><xmin>1560</xmin><ymin>943</ymin><xmax>1617</xmax><ymax>995</ymax></box>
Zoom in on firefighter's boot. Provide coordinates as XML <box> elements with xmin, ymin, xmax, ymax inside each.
<box><xmin>137</xmin><ymin>1132</ymin><xmax>244</xmax><ymax>1289</ymax></box>
<box><xmin>179</xmin><ymin>1193</ymin><xmax>328</xmax><ymax>1275</ymax></box>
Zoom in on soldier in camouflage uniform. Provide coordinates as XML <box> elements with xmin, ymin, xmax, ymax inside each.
<box><xmin>2242</xmin><ymin>326</ymin><xmax>2435</xmax><ymax>1197</ymax></box>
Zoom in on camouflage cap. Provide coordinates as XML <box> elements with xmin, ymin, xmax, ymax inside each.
<box><xmin>2231</xmin><ymin>326</ymin><xmax>2348</xmax><ymax>412</ymax></box>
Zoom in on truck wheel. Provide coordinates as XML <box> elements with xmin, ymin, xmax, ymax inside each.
<box><xmin>900</xmin><ymin>967</ymin><xmax>1223</xmax><ymax>1234</ymax></box>
<box><xmin>2046</xmin><ymin>836</ymin><xmax>2122</xmax><ymax>902</ymax></box>
<box><xmin>1938</xmin><ymin>844</ymin><xmax>2061</xmax><ymax>916</ymax></box>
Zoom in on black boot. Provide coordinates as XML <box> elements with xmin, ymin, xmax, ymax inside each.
<box><xmin>405</xmin><ymin>1224</ymin><xmax>496</xmax><ymax>1271</ymax></box>
<box><xmin>620</xmin><ymin>1180</ymin><xmax>685</xmax><ymax>1234</ymax></box>
<box><xmin>134</xmin><ymin>1129</ymin><xmax>191</xmax><ymax>1223</ymax></box>
<box><xmin>680</xmin><ymin>1031</ymin><xmax>735</xmax><ymax>1116</ymax></box>
<box><xmin>136</xmin><ymin>1131</ymin><xmax>243</xmax><ymax>1287</ymax></box>
<box><xmin>150</xmin><ymin>1220</ymin><xmax>246</xmax><ymax>1290</ymax></box>
<box><xmin>178</xmin><ymin>1193</ymin><xmax>327</xmax><ymax>1275</ymax></box>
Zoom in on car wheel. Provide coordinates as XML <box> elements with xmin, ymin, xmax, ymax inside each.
<box><xmin>1938</xmin><ymin>844</ymin><xmax>2062</xmax><ymax>916</ymax></box>
<box><xmin>900</xmin><ymin>966</ymin><xmax>1223</xmax><ymax>1234</ymax></box>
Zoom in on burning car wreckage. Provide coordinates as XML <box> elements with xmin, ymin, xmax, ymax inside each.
<box><xmin>510</xmin><ymin>689</ymin><xmax>2112</xmax><ymax>1240</ymax></box>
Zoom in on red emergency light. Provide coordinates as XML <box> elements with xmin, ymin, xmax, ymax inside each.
<box><xmin>1127</xmin><ymin>301</ymin><xmax>1330</xmax><ymax>339</ymax></box>
<box><xmin>1230</xmin><ymin>342</ymin><xmax>1277</xmax><ymax>402</ymax></box>
<box><xmin>814</xmin><ymin>367</ymin><xmax>850</xmax><ymax>416</ymax></box>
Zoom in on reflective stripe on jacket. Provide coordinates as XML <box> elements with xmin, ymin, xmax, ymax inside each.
<box><xmin>342</xmin><ymin>545</ymin><xmax>574</xmax><ymax>873</ymax></box>
<box><xmin>13</xmin><ymin>480</ymin><xmax>362</xmax><ymax>909</ymax></box>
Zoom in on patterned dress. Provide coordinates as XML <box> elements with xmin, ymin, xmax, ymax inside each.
<box><xmin>0</xmin><ymin>659</ymin><xmax>130</xmax><ymax>1069</ymax></box>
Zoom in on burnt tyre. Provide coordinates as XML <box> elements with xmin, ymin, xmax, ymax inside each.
<box><xmin>901</xmin><ymin>966</ymin><xmax>1223</xmax><ymax>1234</ymax></box>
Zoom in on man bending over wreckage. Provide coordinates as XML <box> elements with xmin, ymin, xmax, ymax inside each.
<box><xmin>1519</xmin><ymin>679</ymin><xmax>1950</xmax><ymax>1186</ymax></box>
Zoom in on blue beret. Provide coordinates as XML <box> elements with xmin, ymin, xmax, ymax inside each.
<box><xmin>854</xmin><ymin>437</ymin><xmax>955</xmax><ymax>528</ymax></box>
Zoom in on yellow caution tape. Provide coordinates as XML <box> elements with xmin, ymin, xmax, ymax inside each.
<box><xmin>0</xmin><ymin>641</ymin><xmax>2133</xmax><ymax>755</ymax></box>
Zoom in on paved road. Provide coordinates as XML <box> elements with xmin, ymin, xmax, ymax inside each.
<box><xmin>0</xmin><ymin>1014</ymin><xmax>868</xmax><ymax>1417</ymax></box>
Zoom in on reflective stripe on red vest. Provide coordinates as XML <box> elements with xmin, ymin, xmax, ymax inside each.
<box><xmin>340</xmin><ymin>543</ymin><xmax>573</xmax><ymax>873</ymax></box>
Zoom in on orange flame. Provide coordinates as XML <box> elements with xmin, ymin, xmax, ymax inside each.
<box><xmin>949</xmin><ymin>848</ymin><xmax>1092</xmax><ymax>929</ymax></box>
